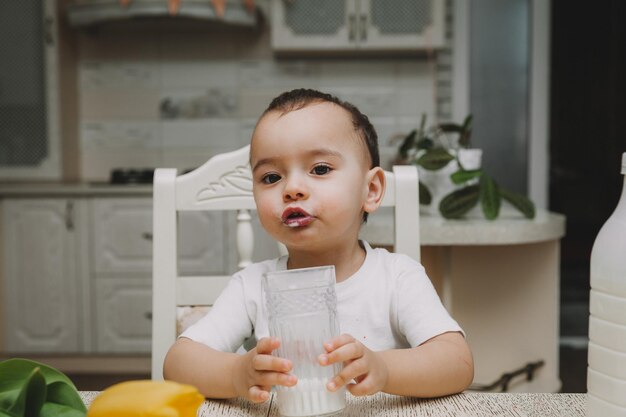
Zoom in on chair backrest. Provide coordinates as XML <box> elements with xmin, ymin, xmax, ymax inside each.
<box><xmin>151</xmin><ymin>145</ymin><xmax>419</xmax><ymax>379</ymax></box>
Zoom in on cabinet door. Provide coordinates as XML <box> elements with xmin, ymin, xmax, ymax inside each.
<box><xmin>0</xmin><ymin>1</ymin><xmax>61</xmax><ymax>179</ymax></box>
<box><xmin>92</xmin><ymin>198</ymin><xmax>226</xmax><ymax>276</ymax></box>
<box><xmin>2</xmin><ymin>199</ymin><xmax>84</xmax><ymax>352</ymax></box>
<box><xmin>93</xmin><ymin>278</ymin><xmax>152</xmax><ymax>353</ymax></box>
<box><xmin>359</xmin><ymin>0</ymin><xmax>445</xmax><ymax>49</ymax></box>
<box><xmin>271</xmin><ymin>0</ymin><xmax>357</xmax><ymax>51</ymax></box>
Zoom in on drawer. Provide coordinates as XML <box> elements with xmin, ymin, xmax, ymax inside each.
<box><xmin>92</xmin><ymin>198</ymin><xmax>226</xmax><ymax>275</ymax></box>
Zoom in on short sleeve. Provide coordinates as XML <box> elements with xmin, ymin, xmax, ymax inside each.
<box><xmin>395</xmin><ymin>260</ymin><xmax>464</xmax><ymax>347</ymax></box>
<box><xmin>179</xmin><ymin>273</ymin><xmax>254</xmax><ymax>352</ymax></box>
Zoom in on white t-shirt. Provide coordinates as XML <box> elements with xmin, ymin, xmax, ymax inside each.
<box><xmin>181</xmin><ymin>241</ymin><xmax>463</xmax><ymax>352</ymax></box>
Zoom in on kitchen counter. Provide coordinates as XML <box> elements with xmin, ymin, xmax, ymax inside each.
<box><xmin>0</xmin><ymin>183</ymin><xmax>153</xmax><ymax>197</ymax></box>
<box><xmin>362</xmin><ymin>207</ymin><xmax>565</xmax><ymax>246</ymax></box>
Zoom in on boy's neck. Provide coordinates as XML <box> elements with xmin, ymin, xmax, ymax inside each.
<box><xmin>286</xmin><ymin>240</ymin><xmax>366</xmax><ymax>283</ymax></box>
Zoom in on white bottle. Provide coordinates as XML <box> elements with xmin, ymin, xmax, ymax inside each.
<box><xmin>588</xmin><ymin>152</ymin><xmax>626</xmax><ymax>417</ymax></box>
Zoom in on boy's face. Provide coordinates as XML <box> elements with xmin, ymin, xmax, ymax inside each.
<box><xmin>250</xmin><ymin>102</ymin><xmax>383</xmax><ymax>253</ymax></box>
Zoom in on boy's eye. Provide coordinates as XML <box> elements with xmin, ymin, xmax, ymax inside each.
<box><xmin>311</xmin><ymin>164</ymin><xmax>332</xmax><ymax>176</ymax></box>
<box><xmin>261</xmin><ymin>173</ymin><xmax>281</xmax><ymax>184</ymax></box>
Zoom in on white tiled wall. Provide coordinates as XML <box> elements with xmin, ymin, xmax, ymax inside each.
<box><xmin>78</xmin><ymin>18</ymin><xmax>450</xmax><ymax>181</ymax></box>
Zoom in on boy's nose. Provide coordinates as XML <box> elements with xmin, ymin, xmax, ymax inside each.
<box><xmin>283</xmin><ymin>175</ymin><xmax>308</xmax><ymax>201</ymax></box>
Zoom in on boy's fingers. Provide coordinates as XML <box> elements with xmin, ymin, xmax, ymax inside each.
<box><xmin>324</xmin><ymin>334</ymin><xmax>355</xmax><ymax>352</ymax></box>
<box><xmin>248</xmin><ymin>385</ymin><xmax>270</xmax><ymax>403</ymax></box>
<box><xmin>327</xmin><ymin>359</ymin><xmax>366</xmax><ymax>391</ymax></box>
<box><xmin>252</xmin><ymin>354</ymin><xmax>292</xmax><ymax>372</ymax></box>
<box><xmin>320</xmin><ymin>340</ymin><xmax>363</xmax><ymax>366</ymax></box>
<box><xmin>347</xmin><ymin>376</ymin><xmax>377</xmax><ymax>397</ymax></box>
<box><xmin>254</xmin><ymin>371</ymin><xmax>297</xmax><ymax>388</ymax></box>
<box><xmin>256</xmin><ymin>337</ymin><xmax>280</xmax><ymax>354</ymax></box>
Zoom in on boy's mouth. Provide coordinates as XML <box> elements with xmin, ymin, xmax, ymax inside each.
<box><xmin>281</xmin><ymin>207</ymin><xmax>315</xmax><ymax>227</ymax></box>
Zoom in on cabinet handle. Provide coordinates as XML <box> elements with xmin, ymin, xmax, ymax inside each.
<box><xmin>65</xmin><ymin>200</ymin><xmax>74</xmax><ymax>231</ymax></box>
<box><xmin>142</xmin><ymin>232</ymin><xmax>153</xmax><ymax>241</ymax></box>
<box><xmin>144</xmin><ymin>312</ymin><xmax>153</xmax><ymax>320</ymax></box>
<box><xmin>348</xmin><ymin>14</ymin><xmax>356</xmax><ymax>41</ymax></box>
<box><xmin>359</xmin><ymin>14</ymin><xmax>367</xmax><ymax>41</ymax></box>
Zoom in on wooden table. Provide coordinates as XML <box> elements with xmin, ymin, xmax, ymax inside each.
<box><xmin>80</xmin><ymin>391</ymin><xmax>586</xmax><ymax>416</ymax></box>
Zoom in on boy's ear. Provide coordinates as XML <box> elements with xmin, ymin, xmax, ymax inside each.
<box><xmin>363</xmin><ymin>167</ymin><xmax>386</xmax><ymax>215</ymax></box>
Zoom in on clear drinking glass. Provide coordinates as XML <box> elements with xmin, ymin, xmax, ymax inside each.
<box><xmin>263</xmin><ymin>265</ymin><xmax>346</xmax><ymax>417</ymax></box>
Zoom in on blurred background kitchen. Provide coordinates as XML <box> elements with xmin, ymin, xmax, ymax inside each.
<box><xmin>0</xmin><ymin>0</ymin><xmax>624</xmax><ymax>393</ymax></box>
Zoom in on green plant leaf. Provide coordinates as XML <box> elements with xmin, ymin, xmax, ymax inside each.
<box><xmin>398</xmin><ymin>129</ymin><xmax>417</xmax><ymax>159</ymax></box>
<box><xmin>416</xmin><ymin>148</ymin><xmax>455</xmax><ymax>170</ymax></box>
<box><xmin>439</xmin><ymin>185</ymin><xmax>480</xmax><ymax>219</ymax></box>
<box><xmin>438</xmin><ymin>123</ymin><xmax>463</xmax><ymax>133</ymax></box>
<box><xmin>479</xmin><ymin>175</ymin><xmax>500</xmax><ymax>220</ymax></box>
<box><xmin>419</xmin><ymin>181</ymin><xmax>432</xmax><ymax>205</ymax></box>
<box><xmin>8</xmin><ymin>368</ymin><xmax>46</xmax><ymax>417</ymax></box>
<box><xmin>450</xmin><ymin>169</ymin><xmax>482</xmax><ymax>184</ymax></box>
<box><xmin>0</xmin><ymin>359</ymin><xmax>86</xmax><ymax>417</ymax></box>
<box><xmin>44</xmin><ymin>382</ymin><xmax>85</xmax><ymax>414</ymax></box>
<box><xmin>501</xmin><ymin>188</ymin><xmax>536</xmax><ymax>219</ymax></box>
<box><xmin>458</xmin><ymin>114</ymin><xmax>473</xmax><ymax>147</ymax></box>
<box><xmin>40</xmin><ymin>403</ymin><xmax>87</xmax><ymax>417</ymax></box>
<box><xmin>415</xmin><ymin>136</ymin><xmax>434</xmax><ymax>150</ymax></box>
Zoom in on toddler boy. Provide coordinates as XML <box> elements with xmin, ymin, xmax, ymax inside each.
<box><xmin>164</xmin><ymin>89</ymin><xmax>473</xmax><ymax>401</ymax></box>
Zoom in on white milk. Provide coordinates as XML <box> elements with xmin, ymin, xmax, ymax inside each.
<box><xmin>275</xmin><ymin>378</ymin><xmax>346</xmax><ymax>417</ymax></box>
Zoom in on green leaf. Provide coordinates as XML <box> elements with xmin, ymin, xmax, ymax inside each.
<box><xmin>419</xmin><ymin>181</ymin><xmax>432</xmax><ymax>205</ymax></box>
<box><xmin>458</xmin><ymin>114</ymin><xmax>473</xmax><ymax>147</ymax></box>
<box><xmin>398</xmin><ymin>129</ymin><xmax>417</xmax><ymax>159</ymax></box>
<box><xmin>450</xmin><ymin>169</ymin><xmax>482</xmax><ymax>184</ymax></box>
<box><xmin>0</xmin><ymin>410</ymin><xmax>17</xmax><ymax>417</ymax></box>
<box><xmin>501</xmin><ymin>188</ymin><xmax>536</xmax><ymax>219</ymax></box>
<box><xmin>438</xmin><ymin>123</ymin><xmax>463</xmax><ymax>133</ymax></box>
<box><xmin>44</xmin><ymin>382</ymin><xmax>85</xmax><ymax>415</ymax></box>
<box><xmin>9</xmin><ymin>368</ymin><xmax>46</xmax><ymax>417</ymax></box>
<box><xmin>416</xmin><ymin>148</ymin><xmax>455</xmax><ymax>170</ymax></box>
<box><xmin>415</xmin><ymin>136</ymin><xmax>434</xmax><ymax>150</ymax></box>
<box><xmin>439</xmin><ymin>185</ymin><xmax>480</xmax><ymax>219</ymax></box>
<box><xmin>40</xmin><ymin>403</ymin><xmax>87</xmax><ymax>417</ymax></box>
<box><xmin>0</xmin><ymin>359</ymin><xmax>86</xmax><ymax>417</ymax></box>
<box><xmin>479</xmin><ymin>175</ymin><xmax>500</xmax><ymax>220</ymax></box>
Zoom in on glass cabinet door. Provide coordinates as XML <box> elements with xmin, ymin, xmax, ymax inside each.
<box><xmin>0</xmin><ymin>1</ymin><xmax>60</xmax><ymax>179</ymax></box>
<box><xmin>359</xmin><ymin>0</ymin><xmax>445</xmax><ymax>49</ymax></box>
<box><xmin>272</xmin><ymin>0</ymin><xmax>357</xmax><ymax>51</ymax></box>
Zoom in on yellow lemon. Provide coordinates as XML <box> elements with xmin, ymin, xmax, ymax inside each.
<box><xmin>87</xmin><ymin>380</ymin><xmax>204</xmax><ymax>417</ymax></box>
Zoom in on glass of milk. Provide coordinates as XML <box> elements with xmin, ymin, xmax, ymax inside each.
<box><xmin>263</xmin><ymin>265</ymin><xmax>346</xmax><ymax>417</ymax></box>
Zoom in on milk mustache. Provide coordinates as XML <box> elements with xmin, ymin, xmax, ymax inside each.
<box><xmin>587</xmin><ymin>152</ymin><xmax>626</xmax><ymax>417</ymax></box>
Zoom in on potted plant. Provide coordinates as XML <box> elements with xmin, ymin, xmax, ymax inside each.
<box><xmin>396</xmin><ymin>114</ymin><xmax>535</xmax><ymax>220</ymax></box>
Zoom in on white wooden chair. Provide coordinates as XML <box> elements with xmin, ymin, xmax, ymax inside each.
<box><xmin>151</xmin><ymin>145</ymin><xmax>419</xmax><ymax>379</ymax></box>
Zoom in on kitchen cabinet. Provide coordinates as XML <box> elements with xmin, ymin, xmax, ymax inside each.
<box><xmin>92</xmin><ymin>198</ymin><xmax>227</xmax><ymax>276</ymax></box>
<box><xmin>1</xmin><ymin>193</ymin><xmax>229</xmax><ymax>355</ymax></box>
<box><xmin>2</xmin><ymin>199</ymin><xmax>88</xmax><ymax>352</ymax></box>
<box><xmin>0</xmin><ymin>1</ymin><xmax>61</xmax><ymax>179</ymax></box>
<box><xmin>94</xmin><ymin>277</ymin><xmax>152</xmax><ymax>353</ymax></box>
<box><xmin>271</xmin><ymin>0</ymin><xmax>445</xmax><ymax>53</ymax></box>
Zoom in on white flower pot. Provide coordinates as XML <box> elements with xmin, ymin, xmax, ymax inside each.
<box><xmin>418</xmin><ymin>148</ymin><xmax>483</xmax><ymax>217</ymax></box>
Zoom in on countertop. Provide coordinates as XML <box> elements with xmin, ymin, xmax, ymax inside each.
<box><xmin>362</xmin><ymin>207</ymin><xmax>566</xmax><ymax>246</ymax></box>
<box><xmin>0</xmin><ymin>182</ymin><xmax>566</xmax><ymax>246</ymax></box>
<box><xmin>0</xmin><ymin>182</ymin><xmax>153</xmax><ymax>197</ymax></box>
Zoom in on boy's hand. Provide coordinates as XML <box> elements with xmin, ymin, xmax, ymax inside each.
<box><xmin>233</xmin><ymin>337</ymin><xmax>297</xmax><ymax>403</ymax></box>
<box><xmin>319</xmin><ymin>334</ymin><xmax>389</xmax><ymax>396</ymax></box>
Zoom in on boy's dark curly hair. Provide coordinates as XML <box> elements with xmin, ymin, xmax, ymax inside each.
<box><xmin>263</xmin><ymin>88</ymin><xmax>380</xmax><ymax>169</ymax></box>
